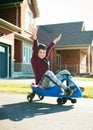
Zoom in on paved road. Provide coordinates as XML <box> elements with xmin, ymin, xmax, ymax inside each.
<box><xmin>0</xmin><ymin>93</ymin><xmax>93</xmax><ymax>130</ymax></box>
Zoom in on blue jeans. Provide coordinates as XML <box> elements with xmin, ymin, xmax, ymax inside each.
<box><xmin>39</xmin><ymin>69</ymin><xmax>73</xmax><ymax>89</ymax></box>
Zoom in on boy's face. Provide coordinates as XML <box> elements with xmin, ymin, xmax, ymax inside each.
<box><xmin>38</xmin><ymin>49</ymin><xmax>46</xmax><ymax>59</ymax></box>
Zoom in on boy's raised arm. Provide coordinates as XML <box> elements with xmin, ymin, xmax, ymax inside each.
<box><xmin>30</xmin><ymin>19</ymin><xmax>38</xmax><ymax>40</ymax></box>
<box><xmin>53</xmin><ymin>34</ymin><xmax>62</xmax><ymax>44</ymax></box>
<box><xmin>46</xmin><ymin>34</ymin><xmax>62</xmax><ymax>58</ymax></box>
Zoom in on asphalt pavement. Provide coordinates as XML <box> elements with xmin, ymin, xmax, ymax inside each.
<box><xmin>0</xmin><ymin>93</ymin><xmax>93</xmax><ymax>130</ymax></box>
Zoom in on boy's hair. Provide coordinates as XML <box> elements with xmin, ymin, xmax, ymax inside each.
<box><xmin>38</xmin><ymin>43</ymin><xmax>46</xmax><ymax>50</ymax></box>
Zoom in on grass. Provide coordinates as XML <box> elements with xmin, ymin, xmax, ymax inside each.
<box><xmin>0</xmin><ymin>82</ymin><xmax>32</xmax><ymax>94</ymax></box>
<box><xmin>0</xmin><ymin>78</ymin><xmax>93</xmax><ymax>98</ymax></box>
<box><xmin>74</xmin><ymin>77</ymin><xmax>93</xmax><ymax>98</ymax></box>
<box><xmin>83</xmin><ymin>86</ymin><xmax>93</xmax><ymax>98</ymax></box>
<box><xmin>73</xmin><ymin>77</ymin><xmax>93</xmax><ymax>81</ymax></box>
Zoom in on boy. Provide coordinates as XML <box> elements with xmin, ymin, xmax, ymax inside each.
<box><xmin>31</xmin><ymin>21</ymin><xmax>73</xmax><ymax>96</ymax></box>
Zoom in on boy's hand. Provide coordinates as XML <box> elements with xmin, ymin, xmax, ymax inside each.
<box><xmin>53</xmin><ymin>34</ymin><xmax>62</xmax><ymax>44</ymax></box>
<box><xmin>30</xmin><ymin>19</ymin><xmax>38</xmax><ymax>40</ymax></box>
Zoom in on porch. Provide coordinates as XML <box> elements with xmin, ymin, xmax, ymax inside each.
<box><xmin>50</xmin><ymin>45</ymin><xmax>93</xmax><ymax>75</ymax></box>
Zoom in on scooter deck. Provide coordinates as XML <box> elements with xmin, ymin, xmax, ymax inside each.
<box><xmin>31</xmin><ymin>85</ymin><xmax>82</xmax><ymax>98</ymax></box>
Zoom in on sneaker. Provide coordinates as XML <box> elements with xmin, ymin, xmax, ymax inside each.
<box><xmin>65</xmin><ymin>88</ymin><xmax>73</xmax><ymax>96</ymax></box>
<box><xmin>79</xmin><ymin>87</ymin><xmax>85</xmax><ymax>92</ymax></box>
<box><xmin>70</xmin><ymin>86</ymin><xmax>76</xmax><ymax>92</ymax></box>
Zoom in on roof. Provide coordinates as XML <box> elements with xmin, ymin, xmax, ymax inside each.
<box><xmin>38</xmin><ymin>21</ymin><xmax>83</xmax><ymax>33</ymax></box>
<box><xmin>0</xmin><ymin>0</ymin><xmax>23</xmax><ymax>5</ymax></box>
<box><xmin>37</xmin><ymin>22</ymin><xmax>93</xmax><ymax>46</ymax></box>
<box><xmin>57</xmin><ymin>31</ymin><xmax>93</xmax><ymax>46</ymax></box>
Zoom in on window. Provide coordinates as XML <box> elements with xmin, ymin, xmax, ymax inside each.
<box><xmin>25</xmin><ymin>9</ymin><xmax>33</xmax><ymax>32</ymax></box>
<box><xmin>0</xmin><ymin>46</ymin><xmax>5</xmax><ymax>53</ymax></box>
<box><xmin>23</xmin><ymin>43</ymin><xmax>33</xmax><ymax>64</ymax></box>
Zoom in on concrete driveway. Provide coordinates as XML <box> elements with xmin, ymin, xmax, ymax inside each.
<box><xmin>0</xmin><ymin>93</ymin><xmax>93</xmax><ymax>130</ymax></box>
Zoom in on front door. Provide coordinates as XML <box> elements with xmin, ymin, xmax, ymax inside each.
<box><xmin>0</xmin><ymin>45</ymin><xmax>7</xmax><ymax>78</ymax></box>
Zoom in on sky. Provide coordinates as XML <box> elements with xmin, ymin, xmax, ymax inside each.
<box><xmin>36</xmin><ymin>0</ymin><xmax>93</xmax><ymax>30</ymax></box>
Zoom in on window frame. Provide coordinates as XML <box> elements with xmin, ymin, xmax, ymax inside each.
<box><xmin>23</xmin><ymin>42</ymin><xmax>33</xmax><ymax>64</ymax></box>
<box><xmin>25</xmin><ymin>8</ymin><xmax>33</xmax><ymax>32</ymax></box>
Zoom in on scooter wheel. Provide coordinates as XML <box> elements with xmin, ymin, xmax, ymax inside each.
<box><xmin>71</xmin><ymin>99</ymin><xmax>77</xmax><ymax>104</ymax></box>
<box><xmin>62</xmin><ymin>98</ymin><xmax>67</xmax><ymax>104</ymax></box>
<box><xmin>57</xmin><ymin>98</ymin><xmax>67</xmax><ymax>105</ymax></box>
<box><xmin>57</xmin><ymin>98</ymin><xmax>62</xmax><ymax>105</ymax></box>
<box><xmin>27</xmin><ymin>92</ymin><xmax>35</xmax><ymax>102</ymax></box>
<box><xmin>38</xmin><ymin>95</ymin><xmax>44</xmax><ymax>100</ymax></box>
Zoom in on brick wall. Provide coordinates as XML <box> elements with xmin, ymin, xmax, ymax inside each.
<box><xmin>14</xmin><ymin>39</ymin><xmax>23</xmax><ymax>62</ymax></box>
<box><xmin>61</xmin><ymin>50</ymin><xmax>80</xmax><ymax>64</ymax></box>
<box><xmin>0</xmin><ymin>7</ymin><xmax>16</xmax><ymax>25</ymax></box>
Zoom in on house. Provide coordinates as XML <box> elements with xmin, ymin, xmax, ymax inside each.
<box><xmin>0</xmin><ymin>1</ymin><xmax>93</xmax><ymax>78</ymax></box>
<box><xmin>0</xmin><ymin>0</ymin><xmax>39</xmax><ymax>78</ymax></box>
<box><xmin>37</xmin><ymin>22</ymin><xmax>93</xmax><ymax>75</ymax></box>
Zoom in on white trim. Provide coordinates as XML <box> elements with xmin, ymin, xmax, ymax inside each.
<box><xmin>88</xmin><ymin>46</ymin><xmax>91</xmax><ymax>73</ymax></box>
<box><xmin>92</xmin><ymin>40</ymin><xmax>93</xmax><ymax>46</ymax></box>
<box><xmin>0</xmin><ymin>18</ymin><xmax>21</xmax><ymax>32</ymax></box>
<box><xmin>0</xmin><ymin>37</ymin><xmax>12</xmax><ymax>45</ymax></box>
<box><xmin>14</xmin><ymin>32</ymin><xmax>33</xmax><ymax>44</ymax></box>
<box><xmin>92</xmin><ymin>47</ymin><xmax>93</xmax><ymax>74</ymax></box>
<box><xmin>56</xmin><ymin>45</ymin><xmax>90</xmax><ymax>50</ymax></box>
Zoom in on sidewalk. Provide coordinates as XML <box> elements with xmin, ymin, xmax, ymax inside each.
<box><xmin>0</xmin><ymin>78</ymin><xmax>35</xmax><ymax>84</ymax></box>
<box><xmin>74</xmin><ymin>80</ymin><xmax>93</xmax><ymax>87</ymax></box>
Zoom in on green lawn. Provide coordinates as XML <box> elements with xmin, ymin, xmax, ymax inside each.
<box><xmin>0</xmin><ymin>82</ymin><xmax>31</xmax><ymax>94</ymax></box>
<box><xmin>73</xmin><ymin>77</ymin><xmax>93</xmax><ymax>81</ymax></box>
<box><xmin>0</xmin><ymin>78</ymin><xmax>93</xmax><ymax>98</ymax></box>
<box><xmin>83</xmin><ymin>86</ymin><xmax>93</xmax><ymax>98</ymax></box>
<box><xmin>74</xmin><ymin>77</ymin><xmax>93</xmax><ymax>98</ymax></box>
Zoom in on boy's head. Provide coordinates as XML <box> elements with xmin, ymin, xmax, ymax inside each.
<box><xmin>38</xmin><ymin>43</ymin><xmax>46</xmax><ymax>59</ymax></box>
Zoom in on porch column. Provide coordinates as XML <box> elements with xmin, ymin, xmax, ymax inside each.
<box><xmin>92</xmin><ymin>47</ymin><xmax>93</xmax><ymax>74</ymax></box>
<box><xmin>88</xmin><ymin>46</ymin><xmax>90</xmax><ymax>73</ymax></box>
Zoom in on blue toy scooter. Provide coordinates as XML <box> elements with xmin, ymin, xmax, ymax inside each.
<box><xmin>27</xmin><ymin>74</ymin><xmax>84</xmax><ymax>105</ymax></box>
